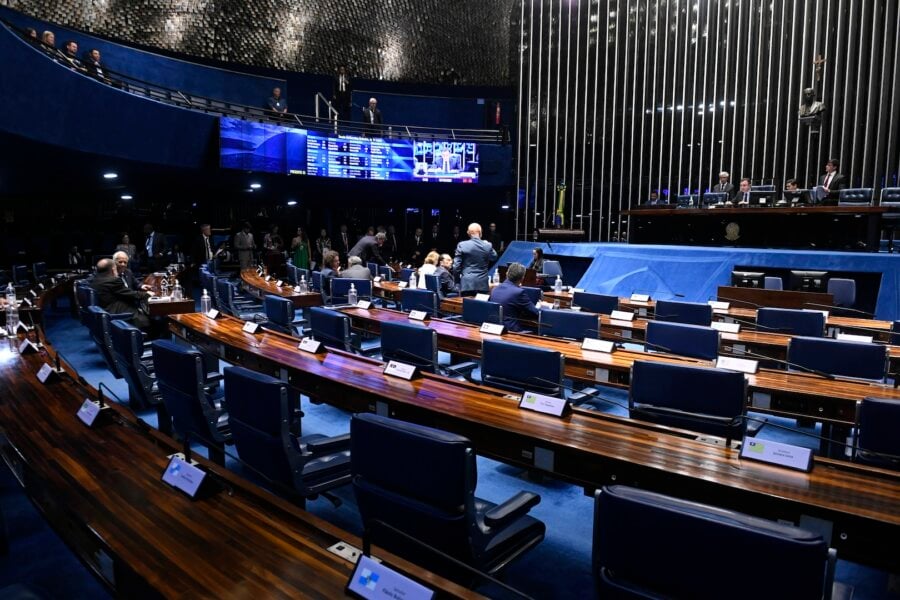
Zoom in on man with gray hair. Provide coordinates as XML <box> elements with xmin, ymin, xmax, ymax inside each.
<box><xmin>90</xmin><ymin>258</ymin><xmax>153</xmax><ymax>330</ymax></box>
<box><xmin>488</xmin><ymin>262</ymin><xmax>539</xmax><ymax>332</ymax></box>
<box><xmin>712</xmin><ymin>171</ymin><xmax>734</xmax><ymax>198</ymax></box>
<box><xmin>362</xmin><ymin>97</ymin><xmax>383</xmax><ymax>137</ymax></box>
<box><xmin>349</xmin><ymin>231</ymin><xmax>387</xmax><ymax>266</ymax></box>
<box><xmin>113</xmin><ymin>250</ymin><xmax>150</xmax><ymax>292</ymax></box>
<box><xmin>452</xmin><ymin>222</ymin><xmax>497</xmax><ymax>295</ymax></box>
<box><xmin>341</xmin><ymin>255</ymin><xmax>373</xmax><ymax>280</ymax></box>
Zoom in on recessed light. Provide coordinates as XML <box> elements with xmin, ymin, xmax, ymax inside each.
<box><xmin>103</xmin><ymin>172</ymin><xmax>118</xmax><ymax>179</ymax></box>
<box><xmin>501</xmin><ymin>204</ymin><xmax>510</xmax><ymax>209</ymax></box>
<box><xmin>286</xmin><ymin>200</ymin><xmax>298</xmax><ymax>206</ymax></box>
<box><xmin>250</xmin><ymin>183</ymin><xmax>262</xmax><ymax>189</ymax></box>
<box><xmin>120</xmin><ymin>194</ymin><xmax>133</xmax><ymax>200</ymax></box>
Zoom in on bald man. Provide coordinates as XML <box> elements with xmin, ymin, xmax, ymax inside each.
<box><xmin>362</xmin><ymin>97</ymin><xmax>382</xmax><ymax>137</ymax></box>
<box><xmin>452</xmin><ymin>223</ymin><xmax>497</xmax><ymax>295</ymax></box>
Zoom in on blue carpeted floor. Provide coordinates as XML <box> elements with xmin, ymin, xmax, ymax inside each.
<box><xmin>0</xmin><ymin>298</ymin><xmax>895</xmax><ymax>598</ymax></box>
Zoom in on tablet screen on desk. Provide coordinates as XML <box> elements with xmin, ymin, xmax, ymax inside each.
<box><xmin>345</xmin><ymin>555</ymin><xmax>434</xmax><ymax>600</ymax></box>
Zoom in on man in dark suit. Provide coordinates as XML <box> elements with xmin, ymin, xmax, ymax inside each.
<box><xmin>90</xmin><ymin>258</ymin><xmax>152</xmax><ymax>330</ymax></box>
<box><xmin>192</xmin><ymin>223</ymin><xmax>215</xmax><ymax>269</ymax></box>
<box><xmin>735</xmin><ymin>178</ymin><xmax>752</xmax><ymax>206</ymax></box>
<box><xmin>142</xmin><ymin>223</ymin><xmax>164</xmax><ymax>271</ymax></box>
<box><xmin>815</xmin><ymin>158</ymin><xmax>846</xmax><ymax>204</ymax></box>
<box><xmin>452</xmin><ymin>222</ymin><xmax>497</xmax><ymax>295</ymax></box>
<box><xmin>434</xmin><ymin>254</ymin><xmax>459</xmax><ymax>297</ymax></box>
<box><xmin>712</xmin><ymin>171</ymin><xmax>735</xmax><ymax>199</ymax></box>
<box><xmin>267</xmin><ymin>87</ymin><xmax>288</xmax><ymax>115</ymax></box>
<box><xmin>385</xmin><ymin>225</ymin><xmax>401</xmax><ymax>261</ymax></box>
<box><xmin>332</xmin><ymin>65</ymin><xmax>352</xmax><ymax>121</ymax></box>
<box><xmin>489</xmin><ymin>262</ymin><xmax>539</xmax><ymax>332</ymax></box>
<box><xmin>361</xmin><ymin>97</ymin><xmax>383</xmax><ymax>137</ymax></box>
<box><xmin>348</xmin><ymin>232</ymin><xmax>387</xmax><ymax>265</ymax></box>
<box><xmin>113</xmin><ymin>251</ymin><xmax>147</xmax><ymax>292</ymax></box>
<box><xmin>337</xmin><ymin>224</ymin><xmax>353</xmax><ymax>263</ymax></box>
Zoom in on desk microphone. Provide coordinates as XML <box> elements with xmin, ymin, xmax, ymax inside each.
<box><xmin>715</xmin><ymin>295</ymin><xmax>765</xmax><ymax>310</ymax></box>
<box><xmin>720</xmin><ymin>345</ymin><xmax>835</xmax><ymax>380</ymax></box>
<box><xmin>715</xmin><ymin>315</ymin><xmax>797</xmax><ymax>333</ymax></box>
<box><xmin>802</xmin><ymin>302</ymin><xmax>875</xmax><ymax>318</ymax></box>
<box><xmin>519</xmin><ymin>375</ymin><xmax>632</xmax><ymax>412</ymax></box>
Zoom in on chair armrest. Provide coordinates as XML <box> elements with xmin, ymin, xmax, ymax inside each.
<box><xmin>483</xmin><ymin>491</ymin><xmax>541</xmax><ymax>528</ymax></box>
<box><xmin>568</xmin><ymin>387</ymin><xmax>599</xmax><ymax>405</ymax></box>
<box><xmin>204</xmin><ymin>372</ymin><xmax>224</xmax><ymax>384</ymax></box>
<box><xmin>307</xmin><ymin>432</ymin><xmax>351</xmax><ymax>454</ymax></box>
<box><xmin>109</xmin><ymin>312</ymin><xmax>134</xmax><ymax>321</ymax></box>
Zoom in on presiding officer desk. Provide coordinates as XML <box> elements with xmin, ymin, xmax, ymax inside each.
<box><xmin>341</xmin><ymin>306</ymin><xmax>900</xmax><ymax>429</ymax></box>
<box><xmin>0</xmin><ymin>278</ymin><xmax>478</xmax><ymax>598</ymax></box>
<box><xmin>168</xmin><ymin>311</ymin><xmax>900</xmax><ymax>572</ymax></box>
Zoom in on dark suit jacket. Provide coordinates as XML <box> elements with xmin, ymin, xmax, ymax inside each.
<box><xmin>120</xmin><ymin>269</ymin><xmax>140</xmax><ymax>291</ymax></box>
<box><xmin>452</xmin><ymin>238</ymin><xmax>497</xmax><ymax>293</ymax></box>
<box><xmin>348</xmin><ymin>235</ymin><xmax>386</xmax><ymax>265</ymax></box>
<box><xmin>489</xmin><ymin>280</ymin><xmax>539</xmax><ymax>332</ymax></box>
<box><xmin>192</xmin><ymin>234</ymin><xmax>214</xmax><ymax>268</ymax></box>
<box><xmin>433</xmin><ymin>266</ymin><xmax>458</xmax><ymax>296</ymax></box>
<box><xmin>408</xmin><ymin>235</ymin><xmax>425</xmax><ymax>262</ymax></box>
<box><xmin>337</xmin><ymin>232</ymin><xmax>353</xmax><ymax>257</ymax></box>
<box><xmin>91</xmin><ymin>274</ymin><xmax>150</xmax><ymax>329</ymax></box>
<box><xmin>712</xmin><ymin>182</ymin><xmax>734</xmax><ymax>198</ymax></box>
<box><xmin>362</xmin><ymin>107</ymin><xmax>383</xmax><ymax>125</ymax></box>
<box><xmin>819</xmin><ymin>172</ymin><xmax>846</xmax><ymax>201</ymax></box>
<box><xmin>143</xmin><ymin>231</ymin><xmax>165</xmax><ymax>269</ymax></box>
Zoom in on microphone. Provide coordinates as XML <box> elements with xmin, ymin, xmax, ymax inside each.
<box><xmin>715</xmin><ymin>295</ymin><xmax>765</xmax><ymax>310</ymax></box>
<box><xmin>720</xmin><ymin>345</ymin><xmax>835</xmax><ymax>379</ymax></box>
<box><xmin>716</xmin><ymin>314</ymin><xmax>797</xmax><ymax>333</ymax></box>
<box><xmin>802</xmin><ymin>302</ymin><xmax>875</xmax><ymax>318</ymax></box>
<box><xmin>516</xmin><ymin>374</ymin><xmax>631</xmax><ymax>411</ymax></box>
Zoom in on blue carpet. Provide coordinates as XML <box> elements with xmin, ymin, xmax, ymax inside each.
<box><xmin>0</xmin><ymin>300</ymin><xmax>893</xmax><ymax>598</ymax></box>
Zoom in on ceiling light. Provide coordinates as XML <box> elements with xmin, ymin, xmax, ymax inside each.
<box><xmin>250</xmin><ymin>182</ymin><xmax>262</xmax><ymax>189</ymax></box>
<box><xmin>120</xmin><ymin>194</ymin><xmax>133</xmax><ymax>200</ymax></box>
<box><xmin>286</xmin><ymin>200</ymin><xmax>298</xmax><ymax>206</ymax></box>
<box><xmin>103</xmin><ymin>172</ymin><xmax>118</xmax><ymax>179</ymax></box>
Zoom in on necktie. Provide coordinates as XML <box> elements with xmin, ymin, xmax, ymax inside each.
<box><xmin>205</xmin><ymin>236</ymin><xmax>212</xmax><ymax>260</ymax></box>
<box><xmin>146</xmin><ymin>234</ymin><xmax>152</xmax><ymax>255</ymax></box>
<box><xmin>744</xmin><ymin>192</ymin><xmax>749</xmax><ymax>202</ymax></box>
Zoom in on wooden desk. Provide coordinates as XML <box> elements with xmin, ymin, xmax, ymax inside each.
<box><xmin>147</xmin><ymin>298</ymin><xmax>196</xmax><ymax>316</ymax></box>
<box><xmin>240</xmin><ymin>269</ymin><xmax>324</xmax><ymax>309</ymax></box>
<box><xmin>373</xmin><ymin>280</ymin><xmax>404</xmax><ymax>302</ymax></box>
<box><xmin>168</xmin><ymin>312</ymin><xmax>900</xmax><ymax>571</ymax></box>
<box><xmin>715</xmin><ymin>285</ymin><xmax>834</xmax><ymax>310</ymax></box>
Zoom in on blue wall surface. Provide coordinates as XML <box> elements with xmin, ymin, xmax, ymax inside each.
<box><xmin>498</xmin><ymin>242</ymin><xmax>900</xmax><ymax>321</ymax></box>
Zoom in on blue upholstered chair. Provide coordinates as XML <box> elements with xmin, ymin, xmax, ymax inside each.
<box><xmin>826</xmin><ymin>278</ymin><xmax>856</xmax><ymax>308</ymax></box>
<box><xmin>764</xmin><ymin>276</ymin><xmax>783</xmax><ymax>290</ymax></box>
<box><xmin>380</xmin><ymin>321</ymin><xmax>439</xmax><ymax>372</ymax></box>
<box><xmin>399</xmin><ymin>267</ymin><xmax>416</xmax><ymax>283</ymax></box>
<box><xmin>645</xmin><ymin>321</ymin><xmax>720</xmax><ymax>360</ymax></box>
<box><xmin>86</xmin><ymin>306</ymin><xmax>125</xmax><ymax>379</ymax></box>
<box><xmin>401</xmin><ymin>288</ymin><xmax>438</xmax><ymax>317</ymax></box>
<box><xmin>593</xmin><ymin>485</ymin><xmax>836</xmax><ymax>600</ymax></box>
<box><xmin>351</xmin><ymin>413</ymin><xmax>545</xmax><ymax>581</ymax></box>
<box><xmin>262</xmin><ymin>294</ymin><xmax>301</xmax><ymax>337</ymax></box>
<box><xmin>837</xmin><ymin>187</ymin><xmax>874</xmax><ymax>206</ymax></box>
<box><xmin>308</xmin><ymin>306</ymin><xmax>355</xmax><ymax>352</ymax></box>
<box><xmin>787</xmin><ymin>336</ymin><xmax>888</xmax><ymax>381</ymax></box>
<box><xmin>422</xmin><ymin>273</ymin><xmax>441</xmax><ymax>297</ymax></box>
<box><xmin>11</xmin><ymin>265</ymin><xmax>29</xmax><ymax>286</ymax></box>
<box><xmin>365</xmin><ymin>262</ymin><xmax>378</xmax><ymax>278</ymax></box>
<box><xmin>224</xmin><ymin>366</ymin><xmax>351</xmax><ymax>500</ymax></box>
<box><xmin>461</xmin><ymin>298</ymin><xmax>503</xmax><ymax>326</ymax></box>
<box><xmin>629</xmin><ymin>360</ymin><xmax>747</xmax><ymax>443</ymax></box>
<box><xmin>480</xmin><ymin>339</ymin><xmax>564</xmax><ymax>397</ymax></box>
<box><xmin>879</xmin><ymin>187</ymin><xmax>900</xmax><ymax>252</ymax></box>
<box><xmin>110</xmin><ymin>319</ymin><xmax>169</xmax><ymax>433</ymax></box>
<box><xmin>151</xmin><ymin>340</ymin><xmax>231</xmax><ymax>464</ymax></box>
<box><xmin>521</xmin><ymin>286</ymin><xmax>542</xmax><ymax>305</ymax></box>
<box><xmin>330</xmin><ymin>278</ymin><xmax>372</xmax><ymax>305</ymax></box>
<box><xmin>756</xmin><ymin>307</ymin><xmax>825</xmax><ymax>337</ymax></box>
<box><xmin>654</xmin><ymin>299</ymin><xmax>712</xmax><ymax>326</ymax></box>
<box><xmin>854</xmin><ymin>397</ymin><xmax>900</xmax><ymax>470</ymax></box>
<box><xmin>378</xmin><ymin>266</ymin><xmax>393</xmax><ymax>281</ymax></box>
<box><xmin>31</xmin><ymin>262</ymin><xmax>47</xmax><ymax>281</ymax></box>
<box><xmin>216</xmin><ymin>279</ymin><xmax>263</xmax><ymax>320</ymax></box>
<box><xmin>540</xmin><ymin>260</ymin><xmax>563</xmax><ymax>282</ymax></box>
<box><xmin>538</xmin><ymin>309</ymin><xmax>599</xmax><ymax>340</ymax></box>
<box><xmin>74</xmin><ymin>281</ymin><xmax>96</xmax><ymax>325</ymax></box>
<box><xmin>572</xmin><ymin>291</ymin><xmax>619</xmax><ymax>315</ymax></box>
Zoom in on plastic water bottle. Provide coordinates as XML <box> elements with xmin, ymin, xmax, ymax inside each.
<box><xmin>493</xmin><ymin>270</ymin><xmax>500</xmax><ymax>284</ymax></box>
<box><xmin>409</xmin><ymin>272</ymin><xmax>417</xmax><ymax>289</ymax></box>
<box><xmin>161</xmin><ymin>279</ymin><xmax>169</xmax><ymax>297</ymax></box>
<box><xmin>554</xmin><ymin>275</ymin><xmax>563</xmax><ymax>293</ymax></box>
<box><xmin>6</xmin><ymin>303</ymin><xmax>18</xmax><ymax>335</ymax></box>
<box><xmin>299</xmin><ymin>275</ymin><xmax>308</xmax><ymax>294</ymax></box>
<box><xmin>5</xmin><ymin>283</ymin><xmax>15</xmax><ymax>307</ymax></box>
<box><xmin>348</xmin><ymin>283</ymin><xmax>358</xmax><ymax>305</ymax></box>
<box><xmin>200</xmin><ymin>289</ymin><xmax>211</xmax><ymax>314</ymax></box>
<box><xmin>172</xmin><ymin>280</ymin><xmax>183</xmax><ymax>300</ymax></box>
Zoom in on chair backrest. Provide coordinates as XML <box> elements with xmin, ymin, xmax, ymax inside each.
<box><xmin>572</xmin><ymin>291</ymin><xmax>619</xmax><ymax>315</ymax></box>
<box><xmin>32</xmin><ymin>261</ymin><xmax>47</xmax><ymax>280</ymax></box>
<box><xmin>764</xmin><ymin>276</ymin><xmax>783</xmax><ymax>290</ymax></box>
<box><xmin>826</xmin><ymin>278</ymin><xmax>856</xmax><ymax>307</ymax></box>
<box><xmin>880</xmin><ymin>187</ymin><xmax>900</xmax><ymax>206</ymax></box>
<box><xmin>481</xmin><ymin>339</ymin><xmax>564</xmax><ymax>397</ymax></box>
<box><xmin>654</xmin><ymin>299</ymin><xmax>712</xmax><ymax>326</ymax></box>
<box><xmin>538</xmin><ymin>309</ymin><xmax>599</xmax><ymax>340</ymax></box>
<box><xmin>12</xmin><ymin>265</ymin><xmax>28</xmax><ymax>285</ymax></box>
<box><xmin>284</xmin><ymin>264</ymin><xmax>298</xmax><ymax>286</ymax></box>
<box><xmin>838</xmin><ymin>187</ymin><xmax>874</xmax><ymax>206</ymax></box>
<box><xmin>75</xmin><ymin>282</ymin><xmax>96</xmax><ymax>324</ymax></box>
<box><xmin>308</xmin><ymin>306</ymin><xmax>353</xmax><ymax>351</ymax></box>
<box><xmin>593</xmin><ymin>485</ymin><xmax>833</xmax><ymax>600</ymax></box>
<box><xmin>855</xmin><ymin>397</ymin><xmax>900</xmax><ymax>469</ymax></box>
<box><xmin>109</xmin><ymin>319</ymin><xmax>156</xmax><ymax>409</ymax></box>
<box><xmin>892</xmin><ymin>320</ymin><xmax>900</xmax><ymax>345</ymax></box>
<box><xmin>310</xmin><ymin>270</ymin><xmax>323</xmax><ymax>292</ymax></box>
<box><xmin>629</xmin><ymin>360</ymin><xmax>746</xmax><ymax>440</ymax></box>
<box><xmin>86</xmin><ymin>306</ymin><xmax>122</xmax><ymax>378</ymax></box>
<box><xmin>401</xmin><ymin>288</ymin><xmax>438</xmax><ymax>317</ymax></box>
<box><xmin>351</xmin><ymin>413</ymin><xmax>479</xmax><ymax>569</ymax></box>
<box><xmin>541</xmin><ymin>260</ymin><xmax>563</xmax><ymax>278</ymax></box>
<box><xmin>646</xmin><ymin>321</ymin><xmax>720</xmax><ymax>360</ymax></box>
<box><xmin>378</xmin><ymin>266</ymin><xmax>393</xmax><ymax>281</ymax></box>
<box><xmin>380</xmin><ymin>322</ymin><xmax>439</xmax><ymax>372</ymax></box>
<box><xmin>521</xmin><ymin>286</ymin><xmax>541</xmax><ymax>305</ymax></box>
<box><xmin>422</xmin><ymin>273</ymin><xmax>440</xmax><ymax>296</ymax></box>
<box><xmin>756</xmin><ymin>307</ymin><xmax>825</xmax><ymax>337</ymax></box>
<box><xmin>461</xmin><ymin>298</ymin><xmax>503</xmax><ymax>326</ymax></box>
<box><xmin>151</xmin><ymin>339</ymin><xmax>226</xmax><ymax>443</ymax></box>
<box><xmin>787</xmin><ymin>336</ymin><xmax>888</xmax><ymax>381</ymax></box>
<box><xmin>215</xmin><ymin>278</ymin><xmax>238</xmax><ymax>316</ymax></box>
<box><xmin>367</xmin><ymin>262</ymin><xmax>378</xmax><ymax>278</ymax></box>
<box><xmin>264</xmin><ymin>294</ymin><xmax>294</xmax><ymax>328</ymax></box>
<box><xmin>399</xmin><ymin>268</ymin><xmax>416</xmax><ymax>283</ymax></box>
<box><xmin>330</xmin><ymin>278</ymin><xmax>372</xmax><ymax>304</ymax></box>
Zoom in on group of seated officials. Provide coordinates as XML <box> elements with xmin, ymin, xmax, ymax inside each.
<box><xmin>644</xmin><ymin>158</ymin><xmax>846</xmax><ymax>206</ymax></box>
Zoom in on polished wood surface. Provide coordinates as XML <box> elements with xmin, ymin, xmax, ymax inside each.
<box><xmin>169</xmin><ymin>312</ymin><xmax>900</xmax><ymax>571</ymax></box>
<box><xmin>715</xmin><ymin>285</ymin><xmax>835</xmax><ymax>310</ymax></box>
<box><xmin>240</xmin><ymin>269</ymin><xmax>324</xmax><ymax>308</ymax></box>
<box><xmin>373</xmin><ymin>279</ymin><xmax>404</xmax><ymax>302</ymax></box>
<box><xmin>147</xmin><ymin>297</ymin><xmax>196</xmax><ymax>316</ymax></box>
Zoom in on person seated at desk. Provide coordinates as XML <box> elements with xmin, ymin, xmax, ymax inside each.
<box><xmin>341</xmin><ymin>256</ymin><xmax>373</xmax><ymax>280</ymax></box>
<box><xmin>417</xmin><ymin>251</ymin><xmax>439</xmax><ymax>288</ymax></box>
<box><xmin>320</xmin><ymin>250</ymin><xmax>341</xmax><ymax>294</ymax></box>
<box><xmin>528</xmin><ymin>247</ymin><xmax>544</xmax><ymax>273</ymax></box>
<box><xmin>489</xmin><ymin>262</ymin><xmax>539</xmax><ymax>333</ymax></box>
<box><xmin>113</xmin><ymin>251</ymin><xmax>150</xmax><ymax>292</ymax></box>
<box><xmin>644</xmin><ymin>190</ymin><xmax>665</xmax><ymax>205</ymax></box>
<box><xmin>734</xmin><ymin>178</ymin><xmax>752</xmax><ymax>206</ymax></box>
<box><xmin>779</xmin><ymin>179</ymin><xmax>806</xmax><ymax>205</ymax></box>
<box><xmin>90</xmin><ymin>258</ymin><xmax>153</xmax><ymax>330</ymax></box>
<box><xmin>434</xmin><ymin>253</ymin><xmax>459</xmax><ymax>296</ymax></box>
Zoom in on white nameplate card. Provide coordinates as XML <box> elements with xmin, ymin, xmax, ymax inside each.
<box><xmin>38</xmin><ymin>283</ymin><xmax>45</xmax><ymax>290</ymax></box>
<box><xmin>610</xmin><ymin>310</ymin><xmax>635</xmax><ymax>322</ymax></box>
<box><xmin>356</xmin><ymin>300</ymin><xmax>372</xmax><ymax>309</ymax></box>
<box><xmin>373</xmin><ymin>276</ymin><xmax>382</xmax><ymax>283</ymax></box>
<box><xmin>346</xmin><ymin>554</ymin><xmax>435</xmax><ymax>600</ymax></box>
<box><xmin>716</xmin><ymin>355</ymin><xmax>759</xmax><ymax>374</ymax></box>
<box><xmin>242</xmin><ymin>321</ymin><xmax>260</xmax><ymax>334</ymax></box>
<box><xmin>36</xmin><ymin>363</ymin><xmax>58</xmax><ymax>383</ymax></box>
<box><xmin>397</xmin><ymin>281</ymin><xmax>407</xmax><ymax>288</ymax></box>
<box><xmin>836</xmin><ymin>333</ymin><xmax>873</xmax><ymax>343</ymax></box>
<box><xmin>708</xmin><ymin>300</ymin><xmax>730</xmax><ymax>310</ymax></box>
<box><xmin>740</xmin><ymin>436</ymin><xmax>813</xmax><ymax>472</ymax></box>
<box><xmin>582</xmin><ymin>338</ymin><xmax>615</xmax><ymax>353</ymax></box>
<box><xmin>28</xmin><ymin>290</ymin><xmax>38</xmax><ymax>298</ymax></box>
<box><xmin>630</xmin><ymin>293</ymin><xmax>650</xmax><ymax>302</ymax></box>
<box><xmin>21</xmin><ymin>297</ymin><xmax>32</xmax><ymax>307</ymax></box>
<box><xmin>408</xmin><ymin>310</ymin><xmax>428</xmax><ymax>321</ymax></box>
<box><xmin>161</xmin><ymin>454</ymin><xmax>207</xmax><ymax>498</ymax></box>
<box><xmin>571</xmin><ymin>288</ymin><xmax>585</xmax><ymax>293</ymax></box>
<box><xmin>19</xmin><ymin>340</ymin><xmax>39</xmax><ymax>354</ymax></box>
<box><xmin>264</xmin><ymin>275</ymin><xmax>272</xmax><ymax>282</ymax></box>
<box><xmin>475</xmin><ymin>293</ymin><xmax>490</xmax><ymax>301</ymax></box>
<box><xmin>275</xmin><ymin>280</ymin><xmax>283</xmax><ymax>287</ymax></box>
<box><xmin>205</xmin><ymin>309</ymin><xmax>220</xmax><ymax>319</ymax></box>
<box><xmin>383</xmin><ymin>360</ymin><xmax>417</xmax><ymax>380</ymax></box>
<box><xmin>537</xmin><ymin>301</ymin><xmax>556</xmax><ymax>310</ymax></box>
<box><xmin>519</xmin><ymin>390</ymin><xmax>568</xmax><ymax>417</ymax></box>
<box><xmin>711</xmin><ymin>321</ymin><xmax>741</xmax><ymax>333</ymax></box>
<box><xmin>77</xmin><ymin>398</ymin><xmax>104</xmax><ymax>427</ymax></box>
<box><xmin>298</xmin><ymin>337</ymin><xmax>323</xmax><ymax>353</ymax></box>
<box><xmin>480</xmin><ymin>322</ymin><xmax>505</xmax><ymax>335</ymax></box>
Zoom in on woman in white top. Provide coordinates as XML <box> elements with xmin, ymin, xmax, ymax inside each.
<box><xmin>417</xmin><ymin>251</ymin><xmax>440</xmax><ymax>288</ymax></box>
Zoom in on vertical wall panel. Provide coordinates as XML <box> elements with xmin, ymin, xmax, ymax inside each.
<box><xmin>515</xmin><ymin>0</ymin><xmax>900</xmax><ymax>241</ymax></box>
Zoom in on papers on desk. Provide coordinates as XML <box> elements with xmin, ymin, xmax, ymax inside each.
<box><xmin>711</xmin><ymin>321</ymin><xmax>740</xmax><ymax>333</ymax></box>
<box><xmin>708</xmin><ymin>300</ymin><xmax>730</xmax><ymax>310</ymax></box>
<box><xmin>836</xmin><ymin>332</ymin><xmax>874</xmax><ymax>343</ymax></box>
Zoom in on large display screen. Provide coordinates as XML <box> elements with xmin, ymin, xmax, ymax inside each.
<box><xmin>219</xmin><ymin>117</ymin><xmax>477</xmax><ymax>183</ymax></box>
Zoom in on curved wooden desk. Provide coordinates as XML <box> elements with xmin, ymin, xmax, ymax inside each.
<box><xmin>240</xmin><ymin>269</ymin><xmax>324</xmax><ymax>309</ymax></box>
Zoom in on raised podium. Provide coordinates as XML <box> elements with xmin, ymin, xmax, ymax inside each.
<box><xmin>535</xmin><ymin>228</ymin><xmax>585</xmax><ymax>242</ymax></box>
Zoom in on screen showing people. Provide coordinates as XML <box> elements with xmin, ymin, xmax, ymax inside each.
<box><xmin>412</xmin><ymin>141</ymin><xmax>478</xmax><ymax>182</ymax></box>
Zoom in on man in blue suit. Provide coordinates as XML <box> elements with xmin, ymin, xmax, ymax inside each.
<box><xmin>489</xmin><ymin>262</ymin><xmax>539</xmax><ymax>332</ymax></box>
<box><xmin>452</xmin><ymin>222</ymin><xmax>497</xmax><ymax>295</ymax></box>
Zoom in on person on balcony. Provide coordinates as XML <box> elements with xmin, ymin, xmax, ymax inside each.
<box><xmin>267</xmin><ymin>87</ymin><xmax>288</xmax><ymax>115</ymax></box>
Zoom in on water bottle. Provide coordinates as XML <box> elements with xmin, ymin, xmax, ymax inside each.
<box><xmin>172</xmin><ymin>280</ymin><xmax>183</xmax><ymax>300</ymax></box>
<box><xmin>409</xmin><ymin>272</ymin><xmax>417</xmax><ymax>289</ymax></box>
<box><xmin>493</xmin><ymin>270</ymin><xmax>500</xmax><ymax>284</ymax></box>
<box><xmin>348</xmin><ymin>283</ymin><xmax>358</xmax><ymax>305</ymax></box>
<box><xmin>554</xmin><ymin>275</ymin><xmax>563</xmax><ymax>293</ymax></box>
<box><xmin>553</xmin><ymin>300</ymin><xmax>560</xmax><ymax>310</ymax></box>
<box><xmin>299</xmin><ymin>275</ymin><xmax>308</xmax><ymax>294</ymax></box>
<box><xmin>200</xmin><ymin>289</ymin><xmax>211</xmax><ymax>314</ymax></box>
<box><xmin>161</xmin><ymin>279</ymin><xmax>169</xmax><ymax>297</ymax></box>
<box><xmin>6</xmin><ymin>303</ymin><xmax>18</xmax><ymax>336</ymax></box>
<box><xmin>5</xmin><ymin>283</ymin><xmax>15</xmax><ymax>307</ymax></box>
